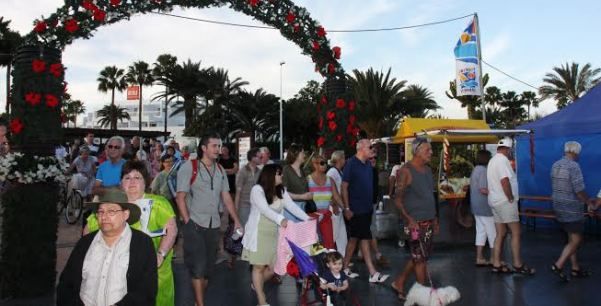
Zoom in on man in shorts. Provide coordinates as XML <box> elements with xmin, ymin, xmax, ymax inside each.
<box><xmin>487</xmin><ymin>137</ymin><xmax>535</xmax><ymax>275</ymax></box>
<box><xmin>391</xmin><ymin>137</ymin><xmax>438</xmax><ymax>301</ymax></box>
<box><xmin>341</xmin><ymin>139</ymin><xmax>388</xmax><ymax>283</ymax></box>
<box><xmin>176</xmin><ymin>133</ymin><xmax>243</xmax><ymax>306</ymax></box>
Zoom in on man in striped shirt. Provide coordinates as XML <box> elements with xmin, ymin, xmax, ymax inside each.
<box><xmin>550</xmin><ymin>141</ymin><xmax>595</xmax><ymax>280</ymax></box>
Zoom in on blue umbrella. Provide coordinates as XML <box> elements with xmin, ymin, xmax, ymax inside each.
<box><xmin>286</xmin><ymin>238</ymin><xmax>317</xmax><ymax>278</ymax></box>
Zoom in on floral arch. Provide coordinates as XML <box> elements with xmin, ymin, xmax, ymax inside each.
<box><xmin>11</xmin><ymin>0</ymin><xmax>357</xmax><ymax>154</ymax></box>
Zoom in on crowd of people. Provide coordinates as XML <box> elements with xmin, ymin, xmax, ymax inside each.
<box><xmin>45</xmin><ymin>128</ymin><xmax>601</xmax><ymax>306</ymax></box>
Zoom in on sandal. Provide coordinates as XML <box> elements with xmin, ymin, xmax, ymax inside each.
<box><xmin>491</xmin><ymin>264</ymin><xmax>512</xmax><ymax>274</ymax></box>
<box><xmin>550</xmin><ymin>264</ymin><xmax>569</xmax><ymax>282</ymax></box>
<box><xmin>513</xmin><ymin>264</ymin><xmax>536</xmax><ymax>275</ymax></box>
<box><xmin>571</xmin><ymin>268</ymin><xmax>592</xmax><ymax>278</ymax></box>
<box><xmin>391</xmin><ymin>282</ymin><xmax>406</xmax><ymax>301</ymax></box>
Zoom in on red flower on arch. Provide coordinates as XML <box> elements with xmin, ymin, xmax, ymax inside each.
<box><xmin>94</xmin><ymin>10</ymin><xmax>107</xmax><ymax>22</ymax></box>
<box><xmin>348</xmin><ymin>100</ymin><xmax>356</xmax><ymax>111</ymax></box>
<box><xmin>327</xmin><ymin>63</ymin><xmax>335</xmax><ymax>75</ymax></box>
<box><xmin>248</xmin><ymin>0</ymin><xmax>260</xmax><ymax>6</ymax></box>
<box><xmin>335</xmin><ymin>98</ymin><xmax>345</xmax><ymax>109</ymax></box>
<box><xmin>317</xmin><ymin>136</ymin><xmax>325</xmax><ymax>147</ymax></box>
<box><xmin>45</xmin><ymin>94</ymin><xmax>59</xmax><ymax>108</ymax></box>
<box><xmin>110</xmin><ymin>0</ymin><xmax>122</xmax><ymax>6</ymax></box>
<box><xmin>32</xmin><ymin>59</ymin><xmax>46</xmax><ymax>73</ymax></box>
<box><xmin>326</xmin><ymin>111</ymin><xmax>335</xmax><ymax>121</ymax></box>
<box><xmin>64</xmin><ymin>19</ymin><xmax>79</xmax><ymax>33</ymax></box>
<box><xmin>82</xmin><ymin>0</ymin><xmax>98</xmax><ymax>11</ymax></box>
<box><xmin>312</xmin><ymin>41</ymin><xmax>320</xmax><ymax>51</ymax></box>
<box><xmin>9</xmin><ymin>118</ymin><xmax>24</xmax><ymax>135</ymax></box>
<box><xmin>49</xmin><ymin>63</ymin><xmax>64</xmax><ymax>77</ymax></box>
<box><xmin>316</xmin><ymin>26</ymin><xmax>326</xmax><ymax>37</ymax></box>
<box><xmin>332</xmin><ymin>46</ymin><xmax>341</xmax><ymax>59</ymax></box>
<box><xmin>34</xmin><ymin>21</ymin><xmax>47</xmax><ymax>33</ymax></box>
<box><xmin>25</xmin><ymin>92</ymin><xmax>42</xmax><ymax>106</ymax></box>
<box><xmin>349</xmin><ymin>114</ymin><xmax>356</xmax><ymax>124</ymax></box>
<box><xmin>286</xmin><ymin>11</ymin><xmax>296</xmax><ymax>23</ymax></box>
<box><xmin>328</xmin><ymin>121</ymin><xmax>337</xmax><ymax>131</ymax></box>
<box><xmin>335</xmin><ymin>134</ymin><xmax>343</xmax><ymax>142</ymax></box>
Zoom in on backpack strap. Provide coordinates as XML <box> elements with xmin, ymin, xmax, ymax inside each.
<box><xmin>190</xmin><ymin>159</ymin><xmax>199</xmax><ymax>186</ymax></box>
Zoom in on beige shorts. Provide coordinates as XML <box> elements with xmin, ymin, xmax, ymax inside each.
<box><xmin>490</xmin><ymin>201</ymin><xmax>519</xmax><ymax>223</ymax></box>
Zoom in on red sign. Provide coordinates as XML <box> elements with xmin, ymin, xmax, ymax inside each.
<box><xmin>127</xmin><ymin>86</ymin><xmax>140</xmax><ymax>100</ymax></box>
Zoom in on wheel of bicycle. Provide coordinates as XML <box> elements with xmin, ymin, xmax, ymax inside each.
<box><xmin>57</xmin><ymin>183</ymin><xmax>67</xmax><ymax>215</ymax></box>
<box><xmin>65</xmin><ymin>190</ymin><xmax>83</xmax><ymax>224</ymax></box>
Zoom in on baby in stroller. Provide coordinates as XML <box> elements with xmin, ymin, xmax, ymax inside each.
<box><xmin>319</xmin><ymin>251</ymin><xmax>350</xmax><ymax>305</ymax></box>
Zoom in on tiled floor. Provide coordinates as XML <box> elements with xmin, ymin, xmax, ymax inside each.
<box><xmin>3</xmin><ymin>205</ymin><xmax>601</xmax><ymax>306</ymax></box>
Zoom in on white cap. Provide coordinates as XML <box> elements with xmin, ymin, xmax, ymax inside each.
<box><xmin>564</xmin><ymin>141</ymin><xmax>582</xmax><ymax>154</ymax></box>
<box><xmin>498</xmin><ymin>137</ymin><xmax>513</xmax><ymax>148</ymax></box>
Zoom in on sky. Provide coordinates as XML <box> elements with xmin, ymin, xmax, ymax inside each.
<box><xmin>1</xmin><ymin>0</ymin><xmax>600</xmax><ymax>126</ymax></box>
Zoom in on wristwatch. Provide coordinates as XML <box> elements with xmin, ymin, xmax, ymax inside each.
<box><xmin>158</xmin><ymin>250</ymin><xmax>167</xmax><ymax>258</ymax></box>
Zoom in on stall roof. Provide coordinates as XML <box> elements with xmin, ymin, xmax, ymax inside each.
<box><xmin>389</xmin><ymin>118</ymin><xmax>498</xmax><ymax>143</ymax></box>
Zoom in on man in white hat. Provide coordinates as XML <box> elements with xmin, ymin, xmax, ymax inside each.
<box><xmin>487</xmin><ymin>137</ymin><xmax>535</xmax><ymax>275</ymax></box>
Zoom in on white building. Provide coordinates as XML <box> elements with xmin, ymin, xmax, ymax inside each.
<box><xmin>82</xmin><ymin>100</ymin><xmax>187</xmax><ymax>141</ymax></box>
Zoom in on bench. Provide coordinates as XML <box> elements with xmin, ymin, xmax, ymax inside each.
<box><xmin>519</xmin><ymin>207</ymin><xmax>556</xmax><ymax>231</ymax></box>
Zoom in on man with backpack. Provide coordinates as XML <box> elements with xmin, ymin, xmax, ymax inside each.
<box><xmin>175</xmin><ymin>133</ymin><xmax>243</xmax><ymax>306</ymax></box>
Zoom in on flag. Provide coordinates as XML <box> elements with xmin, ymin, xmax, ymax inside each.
<box><xmin>454</xmin><ymin>17</ymin><xmax>482</xmax><ymax>96</ymax></box>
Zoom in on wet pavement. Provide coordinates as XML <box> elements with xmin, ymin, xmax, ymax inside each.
<box><xmin>2</xmin><ymin>204</ymin><xmax>601</xmax><ymax>306</ymax></box>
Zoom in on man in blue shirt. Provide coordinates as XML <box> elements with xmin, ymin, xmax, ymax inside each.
<box><xmin>341</xmin><ymin>138</ymin><xmax>388</xmax><ymax>283</ymax></box>
<box><xmin>94</xmin><ymin>136</ymin><xmax>126</xmax><ymax>195</ymax></box>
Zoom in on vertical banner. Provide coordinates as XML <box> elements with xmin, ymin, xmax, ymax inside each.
<box><xmin>454</xmin><ymin>17</ymin><xmax>482</xmax><ymax>96</ymax></box>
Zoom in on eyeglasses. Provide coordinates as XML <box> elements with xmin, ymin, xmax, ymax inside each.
<box><xmin>123</xmin><ymin>176</ymin><xmax>144</xmax><ymax>182</ymax></box>
<box><xmin>162</xmin><ymin>159</ymin><xmax>174</xmax><ymax>164</ymax></box>
<box><xmin>107</xmin><ymin>145</ymin><xmax>122</xmax><ymax>150</ymax></box>
<box><xmin>96</xmin><ymin>209</ymin><xmax>123</xmax><ymax>217</ymax></box>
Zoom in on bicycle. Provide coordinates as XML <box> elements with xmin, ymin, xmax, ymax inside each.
<box><xmin>57</xmin><ymin>177</ymin><xmax>84</xmax><ymax>224</ymax></box>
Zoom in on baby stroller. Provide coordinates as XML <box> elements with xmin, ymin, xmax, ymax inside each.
<box><xmin>286</xmin><ymin>240</ymin><xmax>360</xmax><ymax>306</ymax></box>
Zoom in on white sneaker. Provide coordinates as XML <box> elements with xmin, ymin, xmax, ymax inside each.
<box><xmin>344</xmin><ymin>268</ymin><xmax>359</xmax><ymax>279</ymax></box>
<box><xmin>368</xmin><ymin>272</ymin><xmax>389</xmax><ymax>283</ymax></box>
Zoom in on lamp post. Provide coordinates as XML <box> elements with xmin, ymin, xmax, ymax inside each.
<box><xmin>279</xmin><ymin>61</ymin><xmax>285</xmax><ymax>160</ymax></box>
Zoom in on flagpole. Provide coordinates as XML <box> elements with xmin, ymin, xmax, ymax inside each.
<box><xmin>474</xmin><ymin>13</ymin><xmax>486</xmax><ymax>123</ymax></box>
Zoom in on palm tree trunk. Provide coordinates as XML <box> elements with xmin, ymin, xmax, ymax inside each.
<box><xmin>110</xmin><ymin>88</ymin><xmax>116</xmax><ymax>130</ymax></box>
<box><xmin>164</xmin><ymin>85</ymin><xmax>168</xmax><ymax>135</ymax></box>
<box><xmin>6</xmin><ymin>64</ymin><xmax>11</xmax><ymax>114</ymax></box>
<box><xmin>138</xmin><ymin>85</ymin><xmax>143</xmax><ymax>131</ymax></box>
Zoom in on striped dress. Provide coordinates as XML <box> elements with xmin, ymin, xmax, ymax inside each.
<box><xmin>308</xmin><ymin>175</ymin><xmax>333</xmax><ymax>210</ymax></box>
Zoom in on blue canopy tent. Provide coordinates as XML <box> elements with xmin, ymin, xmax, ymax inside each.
<box><xmin>516</xmin><ymin>84</ymin><xmax>601</xmax><ymax>223</ymax></box>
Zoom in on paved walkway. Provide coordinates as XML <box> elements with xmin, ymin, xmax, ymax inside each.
<box><xmin>3</xmin><ymin>204</ymin><xmax>601</xmax><ymax>306</ymax></box>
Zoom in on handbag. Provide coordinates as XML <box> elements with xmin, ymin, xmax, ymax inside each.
<box><xmin>223</xmin><ymin>221</ymin><xmax>243</xmax><ymax>256</ymax></box>
<box><xmin>305</xmin><ymin>200</ymin><xmax>317</xmax><ymax>213</ymax></box>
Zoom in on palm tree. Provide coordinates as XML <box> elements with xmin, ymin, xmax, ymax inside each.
<box><xmin>445</xmin><ymin>73</ymin><xmax>490</xmax><ymax>119</ymax></box>
<box><xmin>153</xmin><ymin>59</ymin><xmax>209</xmax><ymax>131</ymax></box>
<box><xmin>227</xmin><ymin>89</ymin><xmax>279</xmax><ymax>142</ymax></box>
<box><xmin>0</xmin><ymin>18</ymin><xmax>23</xmax><ymax>113</ymax></box>
<box><xmin>202</xmin><ymin>68</ymin><xmax>249</xmax><ymax>140</ymax></box>
<box><xmin>62</xmin><ymin>99</ymin><xmax>86</xmax><ymax>127</ymax></box>
<box><xmin>399</xmin><ymin>84</ymin><xmax>440</xmax><ymax>118</ymax></box>
<box><xmin>97</xmin><ymin>65</ymin><xmax>127</xmax><ymax>129</ymax></box>
<box><xmin>96</xmin><ymin>104</ymin><xmax>130</xmax><ymax>129</ymax></box>
<box><xmin>347</xmin><ymin>68</ymin><xmax>407</xmax><ymax>138</ymax></box>
<box><xmin>97</xmin><ymin>66</ymin><xmax>127</xmax><ymax>106</ymax></box>
<box><xmin>152</xmin><ymin>54</ymin><xmax>178</xmax><ymax>134</ymax></box>
<box><xmin>539</xmin><ymin>62</ymin><xmax>601</xmax><ymax>109</ymax></box>
<box><xmin>125</xmin><ymin>61</ymin><xmax>154</xmax><ymax>131</ymax></box>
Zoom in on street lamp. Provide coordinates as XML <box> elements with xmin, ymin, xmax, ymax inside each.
<box><xmin>279</xmin><ymin>61</ymin><xmax>285</xmax><ymax>160</ymax></box>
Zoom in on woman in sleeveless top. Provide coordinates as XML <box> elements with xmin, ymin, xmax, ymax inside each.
<box><xmin>308</xmin><ymin>155</ymin><xmax>344</xmax><ymax>250</ymax></box>
<box><xmin>241</xmin><ymin>164</ymin><xmax>309</xmax><ymax>306</ymax></box>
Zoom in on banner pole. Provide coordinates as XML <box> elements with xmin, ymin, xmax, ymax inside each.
<box><xmin>474</xmin><ymin>13</ymin><xmax>486</xmax><ymax>123</ymax></box>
